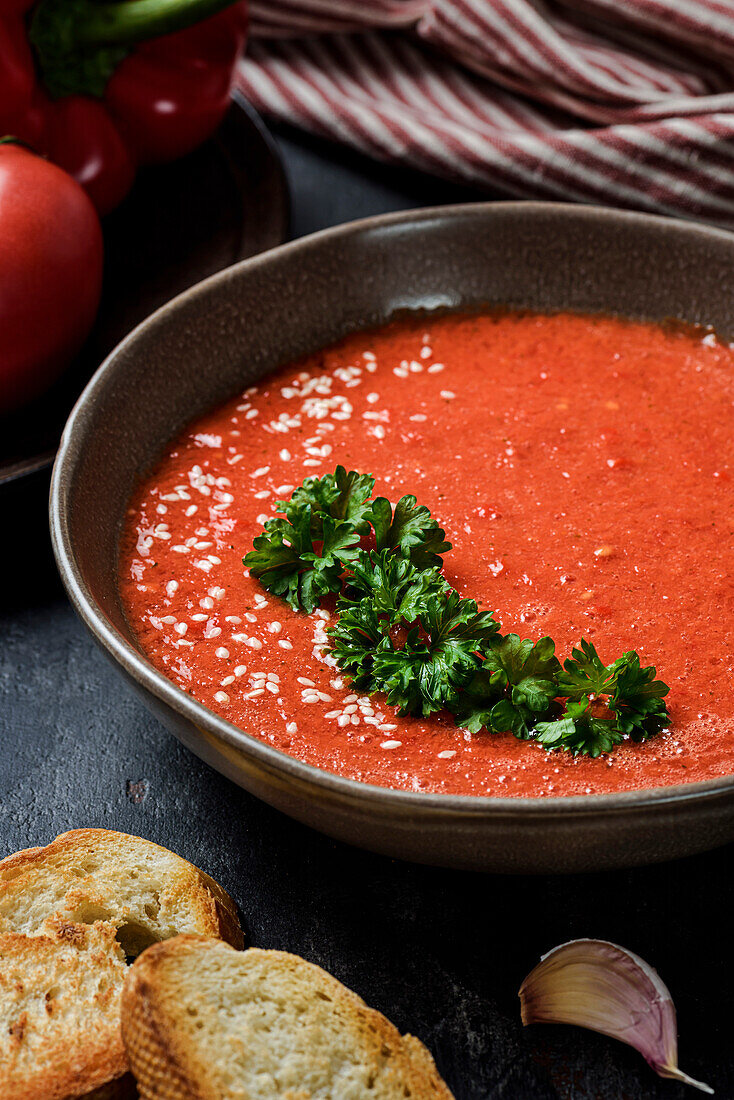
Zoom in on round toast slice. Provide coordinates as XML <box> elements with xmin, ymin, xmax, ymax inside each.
<box><xmin>122</xmin><ymin>936</ymin><xmax>453</xmax><ymax>1099</ymax></box>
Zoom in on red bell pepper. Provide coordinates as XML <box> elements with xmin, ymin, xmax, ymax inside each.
<box><xmin>1</xmin><ymin>0</ymin><xmax>248</xmax><ymax>214</ymax></box>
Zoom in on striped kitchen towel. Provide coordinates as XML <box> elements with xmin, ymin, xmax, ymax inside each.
<box><xmin>237</xmin><ymin>0</ymin><xmax>734</xmax><ymax>227</ymax></box>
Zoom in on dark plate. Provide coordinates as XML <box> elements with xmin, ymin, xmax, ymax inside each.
<box><xmin>0</xmin><ymin>92</ymin><xmax>288</xmax><ymax>486</ymax></box>
<box><xmin>50</xmin><ymin>203</ymin><xmax>734</xmax><ymax>873</ymax></box>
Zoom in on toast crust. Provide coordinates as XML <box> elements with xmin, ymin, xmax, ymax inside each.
<box><xmin>122</xmin><ymin>936</ymin><xmax>453</xmax><ymax>1100</ymax></box>
<box><xmin>0</xmin><ymin>831</ymin><xmax>244</xmax><ymax>1100</ymax></box>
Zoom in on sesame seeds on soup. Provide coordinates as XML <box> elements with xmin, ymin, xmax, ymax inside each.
<box><xmin>119</xmin><ymin>311</ymin><xmax>734</xmax><ymax>797</ymax></box>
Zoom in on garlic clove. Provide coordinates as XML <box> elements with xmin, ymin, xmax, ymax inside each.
<box><xmin>519</xmin><ymin>939</ymin><xmax>712</xmax><ymax>1094</ymax></box>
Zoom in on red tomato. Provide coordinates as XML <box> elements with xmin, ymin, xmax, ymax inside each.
<box><xmin>0</xmin><ymin>142</ymin><xmax>103</xmax><ymax>412</ymax></box>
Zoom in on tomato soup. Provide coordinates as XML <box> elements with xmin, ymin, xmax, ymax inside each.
<box><xmin>119</xmin><ymin>312</ymin><xmax>734</xmax><ymax>797</ymax></box>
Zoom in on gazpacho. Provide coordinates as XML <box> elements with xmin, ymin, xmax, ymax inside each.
<box><xmin>119</xmin><ymin>311</ymin><xmax>734</xmax><ymax>797</ymax></box>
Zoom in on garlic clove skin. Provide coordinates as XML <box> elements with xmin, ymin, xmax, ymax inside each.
<box><xmin>519</xmin><ymin>939</ymin><xmax>713</xmax><ymax>1094</ymax></box>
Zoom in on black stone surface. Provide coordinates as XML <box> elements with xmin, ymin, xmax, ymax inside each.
<box><xmin>1</xmin><ymin>125</ymin><xmax>731</xmax><ymax>1100</ymax></box>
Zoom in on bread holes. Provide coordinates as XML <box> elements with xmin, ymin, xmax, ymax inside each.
<box><xmin>115</xmin><ymin>920</ymin><xmax>160</xmax><ymax>961</ymax></box>
<box><xmin>143</xmin><ymin>891</ymin><xmax>161</xmax><ymax>920</ymax></box>
<box><xmin>69</xmin><ymin>902</ymin><xmax>113</xmax><ymax>925</ymax></box>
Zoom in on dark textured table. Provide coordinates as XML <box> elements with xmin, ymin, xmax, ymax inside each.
<box><xmin>1</xmin><ymin>126</ymin><xmax>730</xmax><ymax>1100</ymax></box>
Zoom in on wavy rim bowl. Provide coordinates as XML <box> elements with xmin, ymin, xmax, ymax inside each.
<box><xmin>50</xmin><ymin>201</ymin><xmax>734</xmax><ymax>872</ymax></box>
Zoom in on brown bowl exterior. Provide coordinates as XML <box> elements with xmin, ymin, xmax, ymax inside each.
<box><xmin>50</xmin><ymin>202</ymin><xmax>734</xmax><ymax>873</ymax></box>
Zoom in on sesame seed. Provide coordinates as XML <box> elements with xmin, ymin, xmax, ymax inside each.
<box><xmin>175</xmin><ymin>623</ymin><xmax>188</xmax><ymax>636</ymax></box>
<box><xmin>214</xmin><ymin>691</ymin><xmax>229</xmax><ymax>703</ymax></box>
<box><xmin>337</xmin><ymin>714</ymin><xmax>350</xmax><ymax>727</ymax></box>
<box><xmin>286</xmin><ymin>722</ymin><xmax>298</xmax><ymax>733</ymax></box>
<box><xmin>343</xmin><ymin>704</ymin><xmax>358</xmax><ymax>714</ymax></box>
<box><xmin>235</xmin><ymin>665</ymin><xmax>247</xmax><ymax>676</ymax></box>
<box><xmin>246</xmin><ymin>638</ymin><xmax>263</xmax><ymax>650</ymax></box>
<box><xmin>378</xmin><ymin>724</ymin><xmax>397</xmax><ymax>732</ymax></box>
<box><xmin>428</xmin><ymin>362</ymin><xmax>445</xmax><ymax>373</ymax></box>
<box><xmin>265</xmin><ymin>682</ymin><xmax>279</xmax><ymax>694</ymax></box>
<box><xmin>279</xmin><ymin>640</ymin><xmax>293</xmax><ymax>649</ymax></box>
<box><xmin>191</xmin><ymin>613</ymin><xmax>207</xmax><ymax>621</ymax></box>
<box><xmin>215</xmin><ymin>647</ymin><xmax>230</xmax><ymax>659</ymax></box>
<box><xmin>440</xmin><ymin>390</ymin><xmax>455</xmax><ymax>400</ymax></box>
<box><xmin>279</xmin><ymin>449</ymin><xmax>291</xmax><ymax>461</ymax></box>
<box><xmin>268</xmin><ymin>622</ymin><xmax>282</xmax><ymax>633</ymax></box>
<box><xmin>325</xmin><ymin>710</ymin><xmax>341</xmax><ymax>719</ymax></box>
<box><xmin>297</xmin><ymin>677</ymin><xmax>316</xmax><ymax>686</ymax></box>
<box><xmin>166</xmin><ymin>580</ymin><xmax>179</xmax><ymax>596</ymax></box>
<box><xmin>380</xmin><ymin>740</ymin><xmax>402</xmax><ymax>750</ymax></box>
<box><xmin>438</xmin><ymin>750</ymin><xmax>457</xmax><ymax>759</ymax></box>
<box><xmin>221</xmin><ymin>676</ymin><xmax>235</xmax><ymax>686</ymax></box>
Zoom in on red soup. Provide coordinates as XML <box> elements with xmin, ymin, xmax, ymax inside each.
<box><xmin>120</xmin><ymin>311</ymin><xmax>734</xmax><ymax>797</ymax></box>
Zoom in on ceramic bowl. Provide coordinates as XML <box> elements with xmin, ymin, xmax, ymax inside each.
<box><xmin>50</xmin><ymin>202</ymin><xmax>734</xmax><ymax>873</ymax></box>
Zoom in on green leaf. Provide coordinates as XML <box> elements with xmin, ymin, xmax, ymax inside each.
<box><xmin>370</xmin><ymin>494</ymin><xmax>451</xmax><ymax>569</ymax></box>
<box><xmin>335</xmin><ymin>587</ymin><xmax>500</xmax><ymax>717</ymax></box>
<box><xmin>448</xmin><ymin>667</ymin><xmax>506</xmax><ymax>733</ymax></box>
<box><xmin>557</xmin><ymin>638</ymin><xmax>618</xmax><ymax>700</ymax></box>
<box><xmin>244</xmin><ymin>508</ymin><xmax>359</xmax><ymax>614</ymax></box>
<box><xmin>340</xmin><ymin>549</ymin><xmax>449</xmax><ymax>623</ymax></box>
<box><xmin>284</xmin><ymin>466</ymin><xmax>375</xmax><ymax>536</ymax></box>
<box><xmin>328</xmin><ymin>599</ymin><xmax>385</xmax><ymax>690</ymax></box>
<box><xmin>610</xmin><ymin>652</ymin><xmax>670</xmax><ymax>740</ymax></box>
<box><xmin>535</xmin><ymin>697</ymin><xmax>625</xmax><ymax>758</ymax></box>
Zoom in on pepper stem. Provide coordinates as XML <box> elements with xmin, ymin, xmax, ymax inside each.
<box><xmin>74</xmin><ymin>0</ymin><xmax>238</xmax><ymax>46</ymax></box>
<box><xmin>30</xmin><ymin>0</ymin><xmax>239</xmax><ymax>100</ymax></box>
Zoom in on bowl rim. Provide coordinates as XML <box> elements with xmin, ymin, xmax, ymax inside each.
<box><xmin>50</xmin><ymin>199</ymin><xmax>734</xmax><ymax>819</ymax></box>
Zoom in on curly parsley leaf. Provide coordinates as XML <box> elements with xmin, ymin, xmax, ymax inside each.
<box><xmin>534</xmin><ymin>698</ymin><xmax>625</xmax><ymax>758</ymax></box>
<box><xmin>284</xmin><ymin>466</ymin><xmax>375</xmax><ymax>535</ymax></box>
<box><xmin>340</xmin><ymin>549</ymin><xmax>449</xmax><ymax>622</ymax></box>
<box><xmin>557</xmin><ymin>638</ymin><xmax>618</xmax><ymax>700</ymax></box>
<box><xmin>370</xmin><ymin>494</ymin><xmax>451</xmax><ymax>569</ymax></box>
<box><xmin>533</xmin><ymin>645</ymin><xmax>670</xmax><ymax>756</ymax></box>
<box><xmin>334</xmin><ymin>587</ymin><xmax>500</xmax><ymax>717</ymax></box>
<box><xmin>610</xmin><ymin>652</ymin><xmax>670</xmax><ymax>740</ymax></box>
<box><xmin>451</xmin><ymin>634</ymin><xmax>561</xmax><ymax>737</ymax></box>
<box><xmin>448</xmin><ymin>666</ymin><xmax>507</xmax><ymax>733</ymax></box>
<box><xmin>244</xmin><ymin>509</ymin><xmax>360</xmax><ymax>614</ymax></box>
<box><xmin>328</xmin><ymin>598</ymin><xmax>386</xmax><ymax>690</ymax></box>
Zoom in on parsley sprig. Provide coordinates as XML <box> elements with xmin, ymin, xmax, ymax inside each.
<box><xmin>245</xmin><ymin>469</ymin><xmax>670</xmax><ymax>757</ymax></box>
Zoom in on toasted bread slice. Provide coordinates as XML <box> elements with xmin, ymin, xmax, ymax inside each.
<box><xmin>0</xmin><ymin>926</ymin><xmax>132</xmax><ymax>1100</ymax></box>
<box><xmin>0</xmin><ymin>830</ymin><xmax>243</xmax><ymax>952</ymax></box>
<box><xmin>0</xmin><ymin>831</ymin><xmax>243</xmax><ymax>1099</ymax></box>
<box><xmin>122</xmin><ymin>936</ymin><xmax>453</xmax><ymax>1100</ymax></box>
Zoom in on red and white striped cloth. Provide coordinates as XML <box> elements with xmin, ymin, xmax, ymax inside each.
<box><xmin>237</xmin><ymin>0</ymin><xmax>734</xmax><ymax>226</ymax></box>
